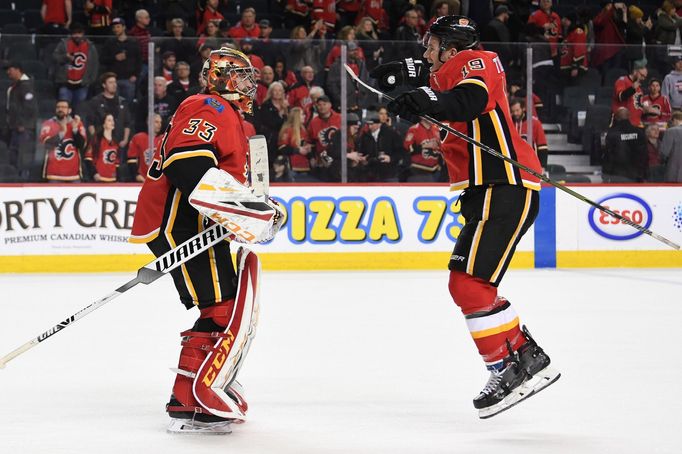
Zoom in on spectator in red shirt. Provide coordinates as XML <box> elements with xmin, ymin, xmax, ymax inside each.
<box><xmin>592</xmin><ymin>1</ymin><xmax>627</xmax><ymax>72</ymax></box>
<box><xmin>228</xmin><ymin>7</ymin><xmax>261</xmax><ymax>39</ymax></box>
<box><xmin>612</xmin><ymin>60</ymin><xmax>648</xmax><ymax>128</ymax></box>
<box><xmin>160</xmin><ymin>51</ymin><xmax>177</xmax><ymax>85</ymax></box>
<box><xmin>85</xmin><ymin>113</ymin><xmax>120</xmax><ymax>182</ymax></box>
<box><xmin>527</xmin><ymin>0</ymin><xmax>562</xmax><ymax>58</ymax></box>
<box><xmin>256</xmin><ymin>65</ymin><xmax>275</xmax><ymax>106</ymax></box>
<box><xmin>84</xmin><ymin>0</ymin><xmax>112</xmax><ymax>35</ymax></box>
<box><xmin>284</xmin><ymin>0</ymin><xmax>311</xmax><ymax>30</ymax></box>
<box><xmin>642</xmin><ymin>78</ymin><xmax>672</xmax><ymax>125</ymax></box>
<box><xmin>510</xmin><ymin>98</ymin><xmax>549</xmax><ymax>169</ymax></box>
<box><xmin>196</xmin><ymin>20</ymin><xmax>221</xmax><ymax>50</ymax></box>
<box><xmin>41</xmin><ymin>0</ymin><xmax>72</xmax><ymax>34</ymax></box>
<box><xmin>128</xmin><ymin>9</ymin><xmax>153</xmax><ymax>75</ymax></box>
<box><xmin>287</xmin><ymin>66</ymin><xmax>317</xmax><ymax>110</ymax></box>
<box><xmin>403</xmin><ymin>118</ymin><xmax>442</xmax><ymax>182</ymax></box>
<box><xmin>126</xmin><ymin>113</ymin><xmax>162</xmax><ymax>182</ymax></box>
<box><xmin>197</xmin><ymin>0</ymin><xmax>224</xmax><ymax>35</ymax></box>
<box><xmin>40</xmin><ymin>99</ymin><xmax>86</xmax><ymax>182</ymax></box>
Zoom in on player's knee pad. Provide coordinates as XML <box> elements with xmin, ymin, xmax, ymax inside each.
<box><xmin>448</xmin><ymin>270</ymin><xmax>498</xmax><ymax>314</ymax></box>
<box><xmin>170</xmin><ymin>247</ymin><xmax>260</xmax><ymax>421</ymax></box>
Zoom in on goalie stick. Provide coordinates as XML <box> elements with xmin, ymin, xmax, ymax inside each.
<box><xmin>344</xmin><ymin>64</ymin><xmax>680</xmax><ymax>250</ymax></box>
<box><xmin>0</xmin><ymin>137</ymin><xmax>270</xmax><ymax>369</ymax></box>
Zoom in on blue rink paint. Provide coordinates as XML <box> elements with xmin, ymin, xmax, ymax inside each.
<box><xmin>534</xmin><ymin>186</ymin><xmax>556</xmax><ymax>268</ymax></box>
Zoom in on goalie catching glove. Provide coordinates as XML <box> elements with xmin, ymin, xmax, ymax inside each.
<box><xmin>369</xmin><ymin>58</ymin><xmax>428</xmax><ymax>91</ymax></box>
<box><xmin>189</xmin><ymin>167</ymin><xmax>285</xmax><ymax>244</ymax></box>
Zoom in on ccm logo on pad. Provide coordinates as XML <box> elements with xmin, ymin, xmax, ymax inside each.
<box><xmin>588</xmin><ymin>193</ymin><xmax>652</xmax><ymax>241</ymax></box>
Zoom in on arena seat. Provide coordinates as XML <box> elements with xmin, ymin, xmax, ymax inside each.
<box><xmin>4</xmin><ymin>41</ymin><xmax>37</xmax><ymax>60</ymax></box>
<box><xmin>0</xmin><ymin>8</ymin><xmax>21</xmax><ymax>27</ymax></box>
<box><xmin>22</xmin><ymin>9</ymin><xmax>42</xmax><ymax>32</ymax></box>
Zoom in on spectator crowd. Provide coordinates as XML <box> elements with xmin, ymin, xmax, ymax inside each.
<box><xmin>0</xmin><ymin>0</ymin><xmax>681</xmax><ymax>183</ymax></box>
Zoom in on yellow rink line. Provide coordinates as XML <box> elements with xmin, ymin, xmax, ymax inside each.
<box><xmin>0</xmin><ymin>250</ymin><xmax>679</xmax><ymax>273</ymax></box>
<box><xmin>0</xmin><ymin>252</ymin><xmax>534</xmax><ymax>273</ymax></box>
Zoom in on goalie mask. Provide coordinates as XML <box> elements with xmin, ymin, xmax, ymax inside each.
<box><xmin>202</xmin><ymin>48</ymin><xmax>257</xmax><ymax>114</ymax></box>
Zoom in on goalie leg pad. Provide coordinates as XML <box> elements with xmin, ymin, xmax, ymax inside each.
<box><xmin>191</xmin><ymin>247</ymin><xmax>261</xmax><ymax>420</ymax></box>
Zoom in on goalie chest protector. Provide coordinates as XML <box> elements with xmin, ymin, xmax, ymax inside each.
<box><xmin>130</xmin><ymin>94</ymin><xmax>251</xmax><ymax>244</ymax></box>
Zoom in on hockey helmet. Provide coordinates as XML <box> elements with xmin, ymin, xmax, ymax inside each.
<box><xmin>202</xmin><ymin>47</ymin><xmax>257</xmax><ymax>113</ymax></box>
<box><xmin>423</xmin><ymin>15</ymin><xmax>479</xmax><ymax>53</ymax></box>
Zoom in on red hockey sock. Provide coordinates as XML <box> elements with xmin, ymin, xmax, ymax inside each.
<box><xmin>448</xmin><ymin>271</ymin><xmax>525</xmax><ymax>365</ymax></box>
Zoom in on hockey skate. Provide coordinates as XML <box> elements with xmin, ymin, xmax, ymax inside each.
<box><xmin>474</xmin><ymin>327</ymin><xmax>560</xmax><ymax>419</ymax></box>
<box><xmin>166</xmin><ymin>382</ymin><xmax>245</xmax><ymax>434</ymax></box>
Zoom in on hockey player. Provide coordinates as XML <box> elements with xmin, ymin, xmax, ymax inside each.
<box><xmin>370</xmin><ymin>15</ymin><xmax>560</xmax><ymax>418</ymax></box>
<box><xmin>130</xmin><ymin>48</ymin><xmax>284</xmax><ymax>433</ymax></box>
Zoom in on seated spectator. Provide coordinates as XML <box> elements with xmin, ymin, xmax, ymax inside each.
<box><xmin>642</xmin><ymin>78</ymin><xmax>672</xmax><ymax>126</ymax></box>
<box><xmin>272</xmin><ymin>154</ymin><xmax>295</xmax><ymax>182</ymax></box>
<box><xmin>228</xmin><ymin>7</ymin><xmax>260</xmax><ymax>39</ymax></box>
<box><xmin>307</xmin><ymin>95</ymin><xmax>341</xmax><ymax>177</ymax></box>
<box><xmin>127</xmin><ymin>113</ymin><xmax>162</xmax><ymax>182</ymax></box>
<box><xmin>253</xmin><ymin>19</ymin><xmax>280</xmax><ymax>68</ymax></box>
<box><xmin>338</xmin><ymin>0</ymin><xmax>360</xmax><ymax>28</ymax></box>
<box><xmin>509</xmin><ymin>80</ymin><xmax>543</xmax><ymax>119</ymax></box>
<box><xmin>160</xmin><ymin>51</ymin><xmax>177</xmax><ymax>85</ymax></box>
<box><xmin>240</xmin><ymin>39</ymin><xmax>265</xmax><ymax>72</ymax></box>
<box><xmin>602</xmin><ymin>107</ymin><xmax>647</xmax><ymax>183</ymax></box>
<box><xmin>403</xmin><ymin>118</ymin><xmax>442</xmax><ymax>182</ymax></box>
<box><xmin>662</xmin><ymin>56</ymin><xmax>682</xmax><ymax>112</ymax></box>
<box><xmin>660</xmin><ymin>111</ymin><xmax>682</xmax><ymax>182</ymax></box>
<box><xmin>287</xmin><ymin>22</ymin><xmax>328</xmax><ymax>74</ymax></box>
<box><xmin>101</xmin><ymin>18</ymin><xmax>141</xmax><ymax>103</ymax></box>
<box><xmin>191</xmin><ymin>44</ymin><xmax>215</xmax><ymax>79</ymax></box>
<box><xmin>84</xmin><ymin>0</ymin><xmax>113</xmax><ymax>36</ymax></box>
<box><xmin>41</xmin><ymin>0</ymin><xmax>72</xmax><ymax>35</ymax></box>
<box><xmin>84</xmin><ymin>72</ymin><xmax>132</xmax><ymax>150</ymax></box>
<box><xmin>510</xmin><ymin>99</ymin><xmax>549</xmax><ymax>169</ymax></box>
<box><xmin>197</xmin><ymin>0</ymin><xmax>224</xmax><ymax>35</ymax></box>
<box><xmin>311</xmin><ymin>0</ymin><xmax>336</xmax><ymax>31</ymax></box>
<box><xmin>644</xmin><ymin>123</ymin><xmax>665</xmax><ymax>182</ymax></box>
<box><xmin>357</xmin><ymin>111</ymin><xmax>404</xmax><ymax>182</ymax></box>
<box><xmin>4</xmin><ymin>62</ymin><xmax>38</xmax><ymax>174</ymax></box>
<box><xmin>159</xmin><ymin>18</ymin><xmax>197</xmax><ymax>69</ymax></box>
<box><xmin>53</xmin><ymin>23</ymin><xmax>100</xmax><ymax>110</ymax></box>
<box><xmin>85</xmin><ymin>113</ymin><xmax>120</xmax><ymax>182</ymax></box>
<box><xmin>256</xmin><ymin>66</ymin><xmax>275</xmax><ymax>106</ymax></box>
<box><xmin>284</xmin><ymin>0</ymin><xmax>311</xmax><ymax>30</ymax></box>
<box><xmin>40</xmin><ymin>99</ymin><xmax>87</xmax><ymax>182</ymax></box>
<box><xmin>355</xmin><ymin>17</ymin><xmax>384</xmax><ymax>73</ymax></box>
<box><xmin>167</xmin><ymin>61</ymin><xmax>198</xmax><ymax>103</ymax></box>
<box><xmin>305</xmin><ymin>86</ymin><xmax>326</xmax><ymax>123</ymax></box>
<box><xmin>256</xmin><ymin>81</ymin><xmax>289</xmax><ymax>160</ymax></box>
<box><xmin>357</xmin><ymin>0</ymin><xmax>390</xmax><ymax>33</ymax></box>
<box><xmin>128</xmin><ymin>9</ymin><xmax>154</xmax><ymax>74</ymax></box>
<box><xmin>288</xmin><ymin>66</ymin><xmax>317</xmax><ymax>110</ymax></box>
<box><xmin>278</xmin><ymin>107</ymin><xmax>315</xmax><ymax>181</ymax></box>
<box><xmin>197</xmin><ymin>20</ymin><xmax>222</xmax><ymax>50</ymax></box>
<box><xmin>273</xmin><ymin>57</ymin><xmax>298</xmax><ymax>91</ymax></box>
<box><xmin>325</xmin><ymin>25</ymin><xmax>365</xmax><ymax>71</ymax></box>
<box><xmin>612</xmin><ymin>60</ymin><xmax>648</xmax><ymax>128</ymax></box>
<box><xmin>481</xmin><ymin>6</ymin><xmax>512</xmax><ymax>70</ymax></box>
<box><xmin>426</xmin><ymin>2</ymin><xmax>457</xmax><ymax>30</ymax></box>
<box><xmin>325</xmin><ymin>112</ymin><xmax>364</xmax><ymax>182</ymax></box>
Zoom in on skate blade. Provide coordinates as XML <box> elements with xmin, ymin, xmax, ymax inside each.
<box><xmin>167</xmin><ymin>418</ymin><xmax>233</xmax><ymax>434</ymax></box>
<box><xmin>478</xmin><ymin>367</ymin><xmax>561</xmax><ymax>419</ymax></box>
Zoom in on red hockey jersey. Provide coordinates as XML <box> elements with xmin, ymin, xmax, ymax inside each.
<box><xmin>40</xmin><ymin>116</ymin><xmax>86</xmax><ymax>181</ymax></box>
<box><xmin>612</xmin><ymin>75</ymin><xmax>644</xmax><ymax>127</ymax></box>
<box><xmin>84</xmin><ymin>136</ymin><xmax>119</xmax><ymax>182</ymax></box>
<box><xmin>130</xmin><ymin>94</ymin><xmax>250</xmax><ymax>243</ymax></box>
<box><xmin>307</xmin><ymin>111</ymin><xmax>341</xmax><ymax>159</ymax></box>
<box><xmin>430</xmin><ymin>49</ymin><xmax>542</xmax><ymax>191</ymax></box>
<box><xmin>127</xmin><ymin>131</ymin><xmax>163</xmax><ymax>180</ymax></box>
<box><xmin>403</xmin><ymin>122</ymin><xmax>441</xmax><ymax>172</ymax></box>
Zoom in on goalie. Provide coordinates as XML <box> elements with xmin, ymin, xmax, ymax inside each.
<box><xmin>130</xmin><ymin>48</ymin><xmax>284</xmax><ymax>433</ymax></box>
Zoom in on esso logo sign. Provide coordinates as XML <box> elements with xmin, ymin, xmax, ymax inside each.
<box><xmin>588</xmin><ymin>193</ymin><xmax>652</xmax><ymax>240</ymax></box>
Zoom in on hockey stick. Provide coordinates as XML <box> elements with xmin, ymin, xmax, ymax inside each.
<box><xmin>0</xmin><ymin>137</ymin><xmax>271</xmax><ymax>369</ymax></box>
<box><xmin>0</xmin><ymin>223</ymin><xmax>232</xmax><ymax>369</ymax></box>
<box><xmin>345</xmin><ymin>64</ymin><xmax>680</xmax><ymax>250</ymax></box>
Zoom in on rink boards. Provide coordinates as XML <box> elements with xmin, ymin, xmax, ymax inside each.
<box><xmin>0</xmin><ymin>183</ymin><xmax>680</xmax><ymax>272</ymax></box>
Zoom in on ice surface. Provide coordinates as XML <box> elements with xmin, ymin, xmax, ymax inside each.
<box><xmin>0</xmin><ymin>268</ymin><xmax>680</xmax><ymax>454</ymax></box>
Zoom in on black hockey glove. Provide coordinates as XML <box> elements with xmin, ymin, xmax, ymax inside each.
<box><xmin>387</xmin><ymin>86</ymin><xmax>443</xmax><ymax>118</ymax></box>
<box><xmin>369</xmin><ymin>58</ymin><xmax>427</xmax><ymax>92</ymax></box>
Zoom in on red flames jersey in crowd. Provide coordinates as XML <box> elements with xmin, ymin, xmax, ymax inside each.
<box><xmin>513</xmin><ymin>115</ymin><xmax>547</xmax><ymax>155</ymax></box>
<box><xmin>130</xmin><ymin>94</ymin><xmax>250</xmax><ymax>243</ymax></box>
<box><xmin>641</xmin><ymin>93</ymin><xmax>672</xmax><ymax>125</ymax></box>
<box><xmin>286</xmin><ymin>0</ymin><xmax>310</xmax><ymax>16</ymax></box>
<box><xmin>228</xmin><ymin>23</ymin><xmax>261</xmax><ymax>39</ymax></box>
<box><xmin>86</xmin><ymin>0</ymin><xmax>112</xmax><ymax>28</ymax></box>
<box><xmin>66</xmin><ymin>38</ymin><xmax>91</xmax><ymax>84</ymax></box>
<box><xmin>612</xmin><ymin>75</ymin><xmax>644</xmax><ymax>127</ymax></box>
<box><xmin>85</xmin><ymin>137</ymin><xmax>119</xmax><ymax>182</ymax></box>
<box><xmin>40</xmin><ymin>116</ymin><xmax>86</xmax><ymax>181</ymax></box>
<box><xmin>403</xmin><ymin>122</ymin><xmax>441</xmax><ymax>172</ymax></box>
<box><xmin>307</xmin><ymin>110</ymin><xmax>341</xmax><ymax>159</ymax></box>
<box><xmin>560</xmin><ymin>27</ymin><xmax>588</xmax><ymax>71</ymax></box>
<box><xmin>127</xmin><ymin>131</ymin><xmax>163</xmax><ymax>180</ymax></box>
<box><xmin>278</xmin><ymin>125</ymin><xmax>311</xmax><ymax>171</ymax></box>
<box><xmin>527</xmin><ymin>8</ymin><xmax>562</xmax><ymax>57</ymax></box>
<box><xmin>430</xmin><ymin>49</ymin><xmax>542</xmax><ymax>191</ymax></box>
<box><xmin>312</xmin><ymin>0</ymin><xmax>336</xmax><ymax>29</ymax></box>
<box><xmin>356</xmin><ymin>0</ymin><xmax>387</xmax><ymax>30</ymax></box>
<box><xmin>287</xmin><ymin>83</ymin><xmax>312</xmax><ymax>110</ymax></box>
